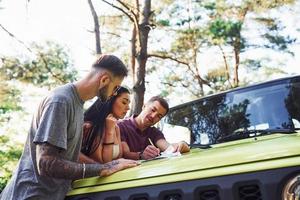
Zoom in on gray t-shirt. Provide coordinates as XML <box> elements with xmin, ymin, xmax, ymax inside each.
<box><xmin>0</xmin><ymin>83</ymin><xmax>84</xmax><ymax>200</ymax></box>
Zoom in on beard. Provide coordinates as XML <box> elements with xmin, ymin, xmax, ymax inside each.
<box><xmin>97</xmin><ymin>85</ymin><xmax>109</xmax><ymax>102</ymax></box>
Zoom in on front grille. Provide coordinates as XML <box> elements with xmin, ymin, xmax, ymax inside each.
<box><xmin>104</xmin><ymin>197</ymin><xmax>121</xmax><ymax>200</ymax></box>
<box><xmin>65</xmin><ymin>166</ymin><xmax>300</xmax><ymax>200</ymax></box>
<box><xmin>129</xmin><ymin>193</ymin><xmax>149</xmax><ymax>200</ymax></box>
<box><xmin>199</xmin><ymin>189</ymin><xmax>220</xmax><ymax>200</ymax></box>
<box><xmin>238</xmin><ymin>184</ymin><xmax>262</xmax><ymax>200</ymax></box>
<box><xmin>159</xmin><ymin>189</ymin><xmax>183</xmax><ymax>200</ymax></box>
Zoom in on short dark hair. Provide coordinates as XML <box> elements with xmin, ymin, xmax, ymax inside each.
<box><xmin>147</xmin><ymin>96</ymin><xmax>169</xmax><ymax>115</ymax></box>
<box><xmin>92</xmin><ymin>54</ymin><xmax>128</xmax><ymax>77</ymax></box>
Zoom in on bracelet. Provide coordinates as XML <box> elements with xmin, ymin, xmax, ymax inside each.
<box><xmin>82</xmin><ymin>163</ymin><xmax>86</xmax><ymax>179</ymax></box>
<box><xmin>103</xmin><ymin>142</ymin><xmax>114</xmax><ymax>145</ymax></box>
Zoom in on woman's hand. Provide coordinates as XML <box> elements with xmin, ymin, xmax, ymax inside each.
<box><xmin>105</xmin><ymin>114</ymin><xmax>117</xmax><ymax>134</ymax></box>
<box><xmin>83</xmin><ymin>121</ymin><xmax>93</xmax><ymax>136</ymax></box>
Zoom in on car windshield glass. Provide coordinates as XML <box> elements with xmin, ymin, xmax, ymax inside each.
<box><xmin>162</xmin><ymin>77</ymin><xmax>300</xmax><ymax>145</ymax></box>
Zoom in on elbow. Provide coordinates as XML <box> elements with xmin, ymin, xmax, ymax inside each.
<box><xmin>36</xmin><ymin>156</ymin><xmax>53</xmax><ymax>177</ymax></box>
<box><xmin>37</xmin><ymin>157</ymin><xmax>47</xmax><ymax>176</ymax></box>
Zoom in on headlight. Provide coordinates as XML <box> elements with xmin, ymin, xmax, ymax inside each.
<box><xmin>282</xmin><ymin>175</ymin><xmax>300</xmax><ymax>200</ymax></box>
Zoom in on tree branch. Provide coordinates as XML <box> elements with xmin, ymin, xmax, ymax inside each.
<box><xmin>0</xmin><ymin>24</ymin><xmax>32</xmax><ymax>53</ymax></box>
<box><xmin>117</xmin><ymin>0</ymin><xmax>141</xmax><ymax>50</ymax></box>
<box><xmin>101</xmin><ymin>0</ymin><xmax>135</xmax><ymax>22</ymax></box>
<box><xmin>116</xmin><ymin>0</ymin><xmax>139</xmax><ymax>20</ymax></box>
<box><xmin>88</xmin><ymin>0</ymin><xmax>102</xmax><ymax>54</ymax></box>
<box><xmin>147</xmin><ymin>53</ymin><xmax>190</xmax><ymax>67</ymax></box>
<box><xmin>148</xmin><ymin>53</ymin><xmax>211</xmax><ymax>88</ymax></box>
<box><xmin>38</xmin><ymin>53</ymin><xmax>67</xmax><ymax>84</ymax></box>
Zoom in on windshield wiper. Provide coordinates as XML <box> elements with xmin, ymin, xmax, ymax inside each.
<box><xmin>218</xmin><ymin>128</ymin><xmax>296</xmax><ymax>143</ymax></box>
<box><xmin>190</xmin><ymin>144</ymin><xmax>212</xmax><ymax>149</ymax></box>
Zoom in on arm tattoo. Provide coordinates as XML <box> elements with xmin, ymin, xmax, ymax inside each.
<box><xmin>36</xmin><ymin>143</ymin><xmax>101</xmax><ymax>179</ymax></box>
<box><xmin>85</xmin><ymin>159</ymin><xmax>121</xmax><ymax>177</ymax></box>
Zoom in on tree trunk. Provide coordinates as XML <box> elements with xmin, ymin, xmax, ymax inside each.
<box><xmin>233</xmin><ymin>41</ymin><xmax>240</xmax><ymax>87</ymax></box>
<box><xmin>131</xmin><ymin>0</ymin><xmax>151</xmax><ymax>114</ymax></box>
<box><xmin>218</xmin><ymin>45</ymin><xmax>232</xmax><ymax>87</ymax></box>
<box><xmin>192</xmin><ymin>47</ymin><xmax>204</xmax><ymax>96</ymax></box>
<box><xmin>88</xmin><ymin>0</ymin><xmax>101</xmax><ymax>55</ymax></box>
<box><xmin>131</xmin><ymin>23</ymin><xmax>137</xmax><ymax>84</ymax></box>
<box><xmin>233</xmin><ymin>7</ymin><xmax>248</xmax><ymax>87</ymax></box>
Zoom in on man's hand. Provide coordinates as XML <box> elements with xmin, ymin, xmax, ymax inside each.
<box><xmin>100</xmin><ymin>158</ymin><xmax>140</xmax><ymax>176</ymax></box>
<box><xmin>172</xmin><ymin>141</ymin><xmax>190</xmax><ymax>153</ymax></box>
<box><xmin>141</xmin><ymin>145</ymin><xmax>160</xmax><ymax>160</ymax></box>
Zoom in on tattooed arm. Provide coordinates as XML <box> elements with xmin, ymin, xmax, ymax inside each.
<box><xmin>36</xmin><ymin>142</ymin><xmax>140</xmax><ymax>180</ymax></box>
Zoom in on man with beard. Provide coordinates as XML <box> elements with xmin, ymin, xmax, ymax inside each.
<box><xmin>118</xmin><ymin>96</ymin><xmax>190</xmax><ymax>160</ymax></box>
<box><xmin>0</xmin><ymin>54</ymin><xmax>140</xmax><ymax>200</ymax></box>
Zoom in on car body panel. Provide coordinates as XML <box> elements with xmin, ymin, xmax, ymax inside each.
<box><xmin>67</xmin><ymin>132</ymin><xmax>300</xmax><ymax>196</ymax></box>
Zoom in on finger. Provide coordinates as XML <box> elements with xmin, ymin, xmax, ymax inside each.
<box><xmin>118</xmin><ymin>158</ymin><xmax>140</xmax><ymax>166</ymax></box>
<box><xmin>83</xmin><ymin>123</ymin><xmax>92</xmax><ymax>129</ymax></box>
<box><xmin>143</xmin><ymin>150</ymin><xmax>156</xmax><ymax>158</ymax></box>
<box><xmin>172</xmin><ymin>144</ymin><xmax>179</xmax><ymax>152</ymax></box>
<box><xmin>178</xmin><ymin>144</ymin><xmax>183</xmax><ymax>152</ymax></box>
<box><xmin>122</xmin><ymin>159</ymin><xmax>140</xmax><ymax>165</ymax></box>
<box><xmin>145</xmin><ymin>147</ymin><xmax>159</xmax><ymax>156</ymax></box>
<box><xmin>146</xmin><ymin>145</ymin><xmax>157</xmax><ymax>150</ymax></box>
<box><xmin>107</xmin><ymin>113</ymin><xmax>114</xmax><ymax>118</ymax></box>
<box><xmin>156</xmin><ymin>147</ymin><xmax>161</xmax><ymax>154</ymax></box>
<box><xmin>147</xmin><ymin>145</ymin><xmax>160</xmax><ymax>155</ymax></box>
<box><xmin>124</xmin><ymin>163</ymin><xmax>140</xmax><ymax>168</ymax></box>
<box><xmin>143</xmin><ymin>150</ymin><xmax>157</xmax><ymax>159</ymax></box>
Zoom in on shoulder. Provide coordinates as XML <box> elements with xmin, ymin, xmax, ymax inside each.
<box><xmin>43</xmin><ymin>84</ymin><xmax>73</xmax><ymax>106</ymax></box>
<box><xmin>51</xmin><ymin>84</ymin><xmax>73</xmax><ymax>103</ymax></box>
<box><xmin>147</xmin><ymin>126</ymin><xmax>162</xmax><ymax>133</ymax></box>
<box><xmin>146</xmin><ymin>126</ymin><xmax>164</xmax><ymax>138</ymax></box>
<box><xmin>117</xmin><ymin>117</ymin><xmax>132</xmax><ymax>127</ymax></box>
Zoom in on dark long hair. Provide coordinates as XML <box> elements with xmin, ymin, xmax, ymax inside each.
<box><xmin>81</xmin><ymin>86</ymin><xmax>130</xmax><ymax>155</ymax></box>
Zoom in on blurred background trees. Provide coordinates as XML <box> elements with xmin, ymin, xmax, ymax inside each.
<box><xmin>0</xmin><ymin>0</ymin><xmax>299</xmax><ymax>191</ymax></box>
<box><xmin>94</xmin><ymin>0</ymin><xmax>297</xmax><ymax>108</ymax></box>
<box><xmin>0</xmin><ymin>40</ymin><xmax>77</xmax><ymax>191</ymax></box>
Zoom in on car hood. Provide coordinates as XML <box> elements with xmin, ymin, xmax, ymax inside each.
<box><xmin>68</xmin><ymin>132</ymin><xmax>300</xmax><ymax>196</ymax></box>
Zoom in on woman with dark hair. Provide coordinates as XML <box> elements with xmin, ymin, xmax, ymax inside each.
<box><xmin>79</xmin><ymin>86</ymin><xmax>131</xmax><ymax>164</ymax></box>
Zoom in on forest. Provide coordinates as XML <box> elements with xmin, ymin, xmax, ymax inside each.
<box><xmin>0</xmin><ymin>0</ymin><xmax>299</xmax><ymax>191</ymax></box>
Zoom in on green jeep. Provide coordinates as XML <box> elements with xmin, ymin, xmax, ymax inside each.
<box><xmin>66</xmin><ymin>75</ymin><xmax>300</xmax><ymax>200</ymax></box>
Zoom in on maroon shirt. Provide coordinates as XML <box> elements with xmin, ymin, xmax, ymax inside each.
<box><xmin>118</xmin><ymin>115</ymin><xmax>165</xmax><ymax>152</ymax></box>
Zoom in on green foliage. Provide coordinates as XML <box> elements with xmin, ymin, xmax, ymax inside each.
<box><xmin>0</xmin><ymin>80</ymin><xmax>22</xmax><ymax>115</ymax></box>
<box><xmin>171</xmin><ymin>28</ymin><xmax>204</xmax><ymax>54</ymax></box>
<box><xmin>208</xmin><ymin>18</ymin><xmax>246</xmax><ymax>51</ymax></box>
<box><xmin>0</xmin><ymin>135</ymin><xmax>23</xmax><ymax>192</ymax></box>
<box><xmin>203</xmin><ymin>2</ymin><xmax>216</xmax><ymax>10</ymax></box>
<box><xmin>0</xmin><ymin>41</ymin><xmax>78</xmax><ymax>88</ymax></box>
<box><xmin>0</xmin><ymin>41</ymin><xmax>77</xmax><ymax>191</ymax></box>
<box><xmin>241</xmin><ymin>59</ymin><xmax>263</xmax><ymax>71</ymax></box>
<box><xmin>152</xmin><ymin>0</ymin><xmax>297</xmax><ymax>98</ymax></box>
<box><xmin>209</xmin><ymin>19</ymin><xmax>242</xmax><ymax>39</ymax></box>
<box><xmin>263</xmin><ymin>34</ymin><xmax>296</xmax><ymax>53</ymax></box>
<box><xmin>255</xmin><ymin>17</ymin><xmax>296</xmax><ymax>54</ymax></box>
<box><xmin>205</xmin><ymin>67</ymin><xmax>231</xmax><ymax>92</ymax></box>
<box><xmin>156</xmin><ymin>19</ymin><xmax>170</xmax><ymax>27</ymax></box>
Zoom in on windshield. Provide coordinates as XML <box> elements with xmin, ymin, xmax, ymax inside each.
<box><xmin>162</xmin><ymin>76</ymin><xmax>300</xmax><ymax>145</ymax></box>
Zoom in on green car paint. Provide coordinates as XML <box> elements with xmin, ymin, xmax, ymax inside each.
<box><xmin>67</xmin><ymin>132</ymin><xmax>300</xmax><ymax>196</ymax></box>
